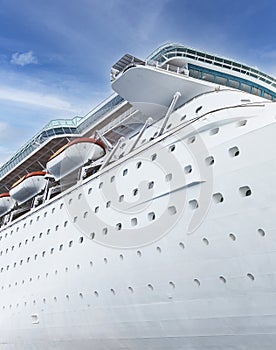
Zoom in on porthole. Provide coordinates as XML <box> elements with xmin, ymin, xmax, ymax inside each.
<box><xmin>128</xmin><ymin>286</ymin><xmax>134</xmax><ymax>293</ymax></box>
<box><xmin>69</xmin><ymin>240</ymin><xmax>73</xmax><ymax>247</ymax></box>
<box><xmin>167</xmin><ymin>123</ymin><xmax>172</xmax><ymax>129</ymax></box>
<box><xmin>169</xmin><ymin>281</ymin><xmax>175</xmax><ymax>289</ymax></box>
<box><xmin>156</xmin><ymin>246</ymin><xmax>161</xmax><ymax>253</ymax></box>
<box><xmin>257</xmin><ymin>228</ymin><xmax>265</xmax><ymax>237</ymax></box>
<box><xmin>148</xmin><ymin>181</ymin><xmax>154</xmax><ymax>189</ymax></box>
<box><xmin>88</xmin><ymin>188</ymin><xmax>92</xmax><ymax>194</ymax></box>
<box><xmin>187</xmin><ymin>136</ymin><xmax>196</xmax><ymax>144</ymax></box>
<box><xmin>116</xmin><ymin>223</ymin><xmax>122</xmax><ymax>231</ymax></box>
<box><xmin>119</xmin><ymin>254</ymin><xmax>124</xmax><ymax>260</ymax></box>
<box><xmin>133</xmin><ymin>188</ymin><xmax>138</xmax><ymax>196</ymax></box>
<box><xmin>239</xmin><ymin>185</ymin><xmax>252</xmax><ymax>197</ymax></box>
<box><xmin>194</xmin><ymin>278</ymin><xmax>201</xmax><ymax>286</ymax></box>
<box><xmin>184</xmin><ymin>165</ymin><xmax>192</xmax><ymax>174</ymax></box>
<box><xmin>94</xmin><ymin>291</ymin><xmax>99</xmax><ymax>297</ymax></box>
<box><xmin>202</xmin><ymin>237</ymin><xmax>209</xmax><ymax>245</ymax></box>
<box><xmin>151</xmin><ymin>153</ymin><xmax>157</xmax><ymax>161</ymax></box>
<box><xmin>44</xmin><ymin>212</ymin><xmax>47</xmax><ymax>218</ymax></box>
<box><xmin>219</xmin><ymin>276</ymin><xmax>227</xmax><ymax>284</ymax></box>
<box><xmin>147</xmin><ymin>284</ymin><xmax>154</xmax><ymax>291</ymax></box>
<box><xmin>119</xmin><ymin>195</ymin><xmax>124</xmax><ymax>202</ymax></box>
<box><xmin>213</xmin><ymin>192</ymin><xmax>224</xmax><ymax>203</ymax></box>
<box><xmin>181</xmin><ymin>115</ymin><xmax>186</xmax><ymax>121</ymax></box>
<box><xmin>99</xmin><ymin>182</ymin><xmax>103</xmax><ymax>189</ymax></box>
<box><xmin>137</xmin><ymin>250</ymin><xmax>142</xmax><ymax>257</ymax></box>
<box><xmin>168</xmin><ymin>206</ymin><xmax>177</xmax><ymax>215</ymax></box>
<box><xmin>55</xmin><ymin>225</ymin><xmax>59</xmax><ymax>231</ymax></box>
<box><xmin>205</xmin><ymin>155</ymin><xmax>215</xmax><ymax>166</ymax></box>
<box><xmin>51</xmin><ymin>208</ymin><xmax>55</xmax><ymax>214</ymax></box>
<box><xmin>165</xmin><ymin>173</ymin><xmax>173</xmax><ymax>182</ymax></box>
<box><xmin>110</xmin><ymin>176</ymin><xmax>115</xmax><ymax>183</ymax></box>
<box><xmin>104</xmin><ymin>258</ymin><xmax>108</xmax><ymax>264</ymax></box>
<box><xmin>83</xmin><ymin>211</ymin><xmax>88</xmax><ymax>218</ymax></box>
<box><xmin>189</xmin><ymin>199</ymin><xmax>198</xmax><ymax>209</ymax></box>
<box><xmin>64</xmin><ymin>221</ymin><xmax>68</xmax><ymax>227</ymax></box>
<box><xmin>179</xmin><ymin>242</ymin><xmax>185</xmax><ymax>249</ymax></box>
<box><xmin>229</xmin><ymin>146</ymin><xmax>240</xmax><ymax>157</ymax></box>
<box><xmin>237</xmin><ymin>120</ymin><xmax>247</xmax><ymax>127</ymax></box>
<box><xmin>60</xmin><ymin>203</ymin><xmax>64</xmax><ymax>209</ymax></box>
<box><xmin>148</xmin><ymin>212</ymin><xmax>156</xmax><ymax>221</ymax></box>
<box><xmin>123</xmin><ymin>169</ymin><xmax>128</xmax><ymax>176</ymax></box>
<box><xmin>89</xmin><ymin>232</ymin><xmax>95</xmax><ymax>240</ymax></box>
<box><xmin>79</xmin><ymin>237</ymin><xmax>84</xmax><ymax>244</ymax></box>
<box><xmin>247</xmin><ymin>273</ymin><xmax>255</xmax><ymax>281</ymax></box>
<box><xmin>110</xmin><ymin>288</ymin><xmax>115</xmax><ymax>295</ymax></box>
<box><xmin>50</xmin><ymin>248</ymin><xmax>54</xmax><ymax>254</ymax></box>
<box><xmin>195</xmin><ymin>106</ymin><xmax>203</xmax><ymax>114</ymax></box>
<box><xmin>94</xmin><ymin>206</ymin><xmax>99</xmax><ymax>213</ymax></box>
<box><xmin>229</xmin><ymin>233</ymin><xmax>236</xmax><ymax>241</ymax></box>
<box><xmin>136</xmin><ymin>161</ymin><xmax>142</xmax><ymax>169</ymax></box>
<box><xmin>169</xmin><ymin>144</ymin><xmax>176</xmax><ymax>152</ymax></box>
<box><xmin>106</xmin><ymin>201</ymin><xmax>111</xmax><ymax>208</ymax></box>
<box><xmin>209</xmin><ymin>127</ymin><xmax>219</xmax><ymax>135</ymax></box>
<box><xmin>102</xmin><ymin>228</ymin><xmax>108</xmax><ymax>235</ymax></box>
<box><xmin>76</xmin><ymin>264</ymin><xmax>80</xmax><ymax>270</ymax></box>
<box><xmin>47</xmin><ymin>229</ymin><xmax>50</xmax><ymax>235</ymax></box>
<box><xmin>131</xmin><ymin>218</ymin><xmax>138</xmax><ymax>226</ymax></box>
<box><xmin>59</xmin><ymin>245</ymin><xmax>63</xmax><ymax>251</ymax></box>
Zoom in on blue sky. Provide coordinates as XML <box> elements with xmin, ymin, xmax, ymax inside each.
<box><xmin>0</xmin><ymin>0</ymin><xmax>276</xmax><ymax>165</ymax></box>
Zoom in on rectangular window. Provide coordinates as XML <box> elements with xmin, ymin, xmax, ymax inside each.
<box><xmin>189</xmin><ymin>69</ymin><xmax>201</xmax><ymax>79</ymax></box>
<box><xmin>202</xmin><ymin>73</ymin><xmax>214</xmax><ymax>82</ymax></box>
<box><xmin>251</xmin><ymin>86</ymin><xmax>262</xmax><ymax>96</ymax></box>
<box><xmin>216</xmin><ymin>76</ymin><xmax>227</xmax><ymax>85</ymax></box>
<box><xmin>229</xmin><ymin>79</ymin><xmax>240</xmax><ymax>89</ymax></box>
<box><xmin>241</xmin><ymin>83</ymin><xmax>251</xmax><ymax>93</ymax></box>
<box><xmin>264</xmin><ymin>92</ymin><xmax>273</xmax><ymax>100</ymax></box>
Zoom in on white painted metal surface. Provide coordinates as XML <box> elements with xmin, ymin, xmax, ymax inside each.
<box><xmin>0</xmin><ymin>54</ymin><xmax>276</xmax><ymax>349</ymax></box>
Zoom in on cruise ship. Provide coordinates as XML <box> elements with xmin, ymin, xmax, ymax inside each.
<box><xmin>1</xmin><ymin>43</ymin><xmax>276</xmax><ymax>349</ymax></box>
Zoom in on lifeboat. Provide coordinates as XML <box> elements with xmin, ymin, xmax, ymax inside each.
<box><xmin>46</xmin><ymin>138</ymin><xmax>105</xmax><ymax>180</ymax></box>
<box><xmin>0</xmin><ymin>193</ymin><xmax>14</xmax><ymax>216</ymax></box>
<box><xmin>10</xmin><ymin>171</ymin><xmax>47</xmax><ymax>205</ymax></box>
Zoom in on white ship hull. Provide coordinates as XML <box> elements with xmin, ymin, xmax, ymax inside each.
<box><xmin>1</xmin><ymin>88</ymin><xmax>276</xmax><ymax>349</ymax></box>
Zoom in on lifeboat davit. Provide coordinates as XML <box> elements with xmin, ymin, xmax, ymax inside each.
<box><xmin>10</xmin><ymin>171</ymin><xmax>47</xmax><ymax>205</ymax></box>
<box><xmin>46</xmin><ymin>138</ymin><xmax>105</xmax><ymax>180</ymax></box>
<box><xmin>0</xmin><ymin>193</ymin><xmax>14</xmax><ymax>216</ymax></box>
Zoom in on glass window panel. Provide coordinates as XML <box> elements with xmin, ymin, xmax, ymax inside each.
<box><xmin>216</xmin><ymin>76</ymin><xmax>227</xmax><ymax>85</ymax></box>
<box><xmin>229</xmin><ymin>79</ymin><xmax>240</xmax><ymax>89</ymax></box>
<box><xmin>241</xmin><ymin>83</ymin><xmax>251</xmax><ymax>93</ymax></box>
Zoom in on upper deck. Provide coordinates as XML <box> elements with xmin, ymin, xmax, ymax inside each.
<box><xmin>145</xmin><ymin>43</ymin><xmax>276</xmax><ymax>100</ymax></box>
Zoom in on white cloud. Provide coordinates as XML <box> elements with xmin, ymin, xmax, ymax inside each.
<box><xmin>0</xmin><ymin>86</ymin><xmax>77</xmax><ymax>112</ymax></box>
<box><xmin>10</xmin><ymin>51</ymin><xmax>38</xmax><ymax>66</ymax></box>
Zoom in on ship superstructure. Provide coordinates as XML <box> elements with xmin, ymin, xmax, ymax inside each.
<box><xmin>1</xmin><ymin>43</ymin><xmax>276</xmax><ymax>349</ymax></box>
